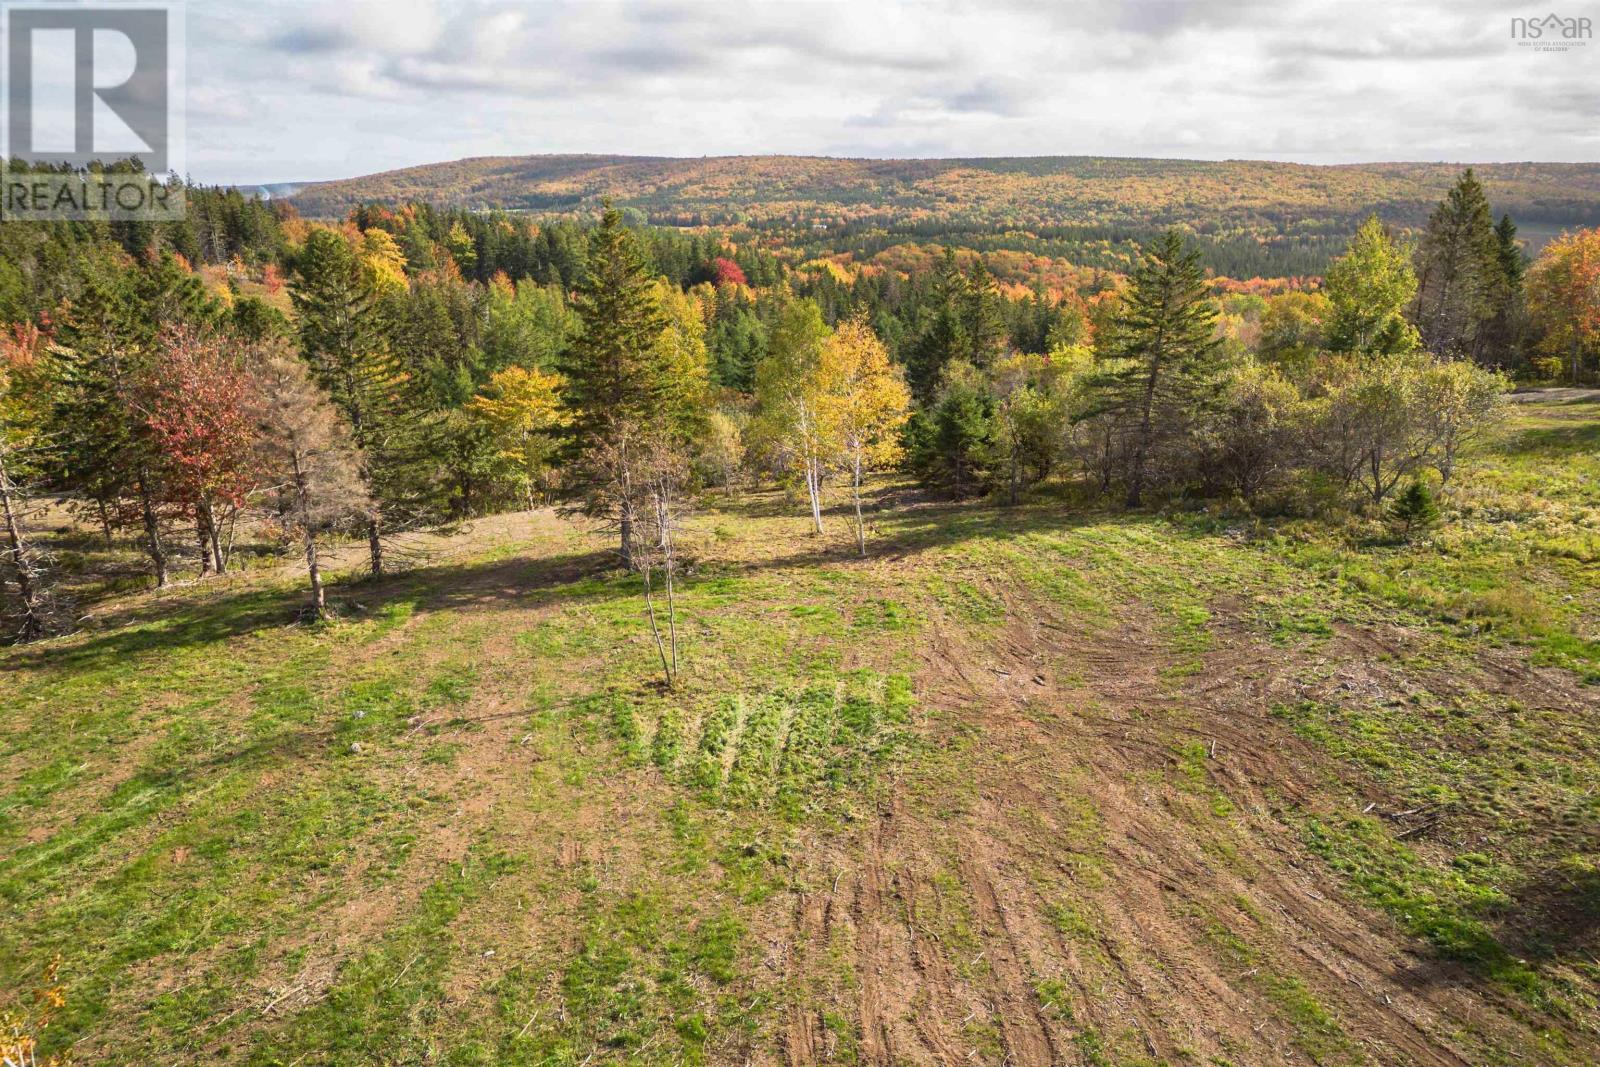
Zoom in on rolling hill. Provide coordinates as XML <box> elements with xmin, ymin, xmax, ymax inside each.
<box><xmin>286</xmin><ymin>154</ymin><xmax>1600</xmax><ymax>240</ymax></box>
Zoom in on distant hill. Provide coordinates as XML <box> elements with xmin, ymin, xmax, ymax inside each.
<box><xmin>286</xmin><ymin>154</ymin><xmax>1600</xmax><ymax>240</ymax></box>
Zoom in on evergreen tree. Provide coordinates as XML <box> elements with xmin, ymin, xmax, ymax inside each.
<box><xmin>1388</xmin><ymin>480</ymin><xmax>1439</xmax><ymax>540</ymax></box>
<box><xmin>559</xmin><ymin>204</ymin><xmax>673</xmax><ymax>568</ymax></box>
<box><xmin>905</xmin><ymin>249</ymin><xmax>969</xmax><ymax>404</ymax></box>
<box><xmin>908</xmin><ymin>362</ymin><xmax>995</xmax><ymax>499</ymax></box>
<box><xmin>290</xmin><ymin>228</ymin><xmax>419</xmax><ymax>576</ymax></box>
<box><xmin>50</xmin><ymin>256</ymin><xmax>217</xmax><ymax>586</ymax></box>
<box><xmin>1481</xmin><ymin>214</ymin><xmax>1527</xmax><ymax>365</ymax></box>
<box><xmin>708</xmin><ymin>304</ymin><xmax>766</xmax><ymax>391</ymax></box>
<box><xmin>1413</xmin><ymin>169</ymin><xmax>1500</xmax><ymax>359</ymax></box>
<box><xmin>961</xmin><ymin>258</ymin><xmax>1007</xmax><ymax>367</ymax></box>
<box><xmin>1093</xmin><ymin>230</ymin><xmax>1223</xmax><ymax>507</ymax></box>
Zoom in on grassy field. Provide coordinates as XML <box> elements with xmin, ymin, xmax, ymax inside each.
<box><xmin>2</xmin><ymin>395</ymin><xmax>1597</xmax><ymax>1066</ymax></box>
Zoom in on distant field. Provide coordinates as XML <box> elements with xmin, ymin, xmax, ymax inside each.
<box><xmin>2</xmin><ymin>395</ymin><xmax>1597</xmax><ymax>1065</ymax></box>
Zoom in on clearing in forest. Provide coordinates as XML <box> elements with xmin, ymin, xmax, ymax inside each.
<box><xmin>1</xmin><ymin>395</ymin><xmax>1597</xmax><ymax>1066</ymax></box>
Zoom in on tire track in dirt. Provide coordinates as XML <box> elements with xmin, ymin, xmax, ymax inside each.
<box><xmin>956</xmin><ymin>854</ymin><xmax>1057</xmax><ymax>1066</ymax></box>
<box><xmin>780</xmin><ymin>566</ymin><xmax>1589</xmax><ymax>1066</ymax></box>
<box><xmin>852</xmin><ymin>807</ymin><xmax>896</xmax><ymax>1067</ymax></box>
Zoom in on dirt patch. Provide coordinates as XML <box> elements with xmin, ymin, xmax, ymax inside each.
<box><xmin>774</xmin><ymin>566</ymin><xmax>1595</xmax><ymax>1066</ymax></box>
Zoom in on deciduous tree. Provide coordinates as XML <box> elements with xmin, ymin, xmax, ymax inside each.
<box><xmin>467</xmin><ymin>365</ymin><xmax>567</xmax><ymax>509</ymax></box>
<box><xmin>815</xmin><ymin>318</ymin><xmax>910</xmax><ymax>554</ymax></box>
<box><xmin>0</xmin><ymin>327</ymin><xmax>53</xmax><ymax>640</ymax></box>
<box><xmin>144</xmin><ymin>325</ymin><xmax>261</xmax><ymax>573</ymax></box>
<box><xmin>1527</xmin><ymin>227</ymin><xmax>1600</xmax><ymax>384</ymax></box>
<box><xmin>751</xmin><ymin>299</ymin><xmax>833</xmax><ymax>533</ymax></box>
<box><xmin>1325</xmin><ymin>216</ymin><xmax>1419</xmax><ymax>358</ymax></box>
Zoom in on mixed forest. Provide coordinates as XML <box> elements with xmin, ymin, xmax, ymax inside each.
<box><xmin>2</xmin><ymin>166</ymin><xmax>1597</xmax><ymax>636</ymax></box>
<box><xmin>286</xmin><ymin>154</ymin><xmax>1600</xmax><ymax>279</ymax></box>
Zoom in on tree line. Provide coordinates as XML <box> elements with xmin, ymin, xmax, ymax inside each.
<box><xmin>3</xmin><ymin>170</ymin><xmax>1599</xmax><ymax>650</ymax></box>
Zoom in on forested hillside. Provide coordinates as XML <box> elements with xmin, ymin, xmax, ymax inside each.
<box><xmin>286</xmin><ymin>155</ymin><xmax>1600</xmax><ymax>278</ymax></box>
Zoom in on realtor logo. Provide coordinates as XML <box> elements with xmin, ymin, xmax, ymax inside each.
<box><xmin>1</xmin><ymin>1</ymin><xmax>186</xmax><ymax>221</ymax></box>
<box><xmin>1511</xmin><ymin>12</ymin><xmax>1592</xmax><ymax>50</ymax></box>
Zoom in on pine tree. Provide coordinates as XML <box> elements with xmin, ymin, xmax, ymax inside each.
<box><xmin>560</xmin><ymin>204</ymin><xmax>673</xmax><ymax>568</ymax></box>
<box><xmin>1413</xmin><ymin>169</ymin><xmax>1500</xmax><ymax>359</ymax></box>
<box><xmin>1095</xmin><ymin>230</ymin><xmax>1223</xmax><ymax>507</ymax></box>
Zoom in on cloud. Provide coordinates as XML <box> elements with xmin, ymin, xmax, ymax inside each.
<box><xmin>183</xmin><ymin>0</ymin><xmax>1600</xmax><ymax>185</ymax></box>
<box><xmin>942</xmin><ymin>79</ymin><xmax>1031</xmax><ymax>118</ymax></box>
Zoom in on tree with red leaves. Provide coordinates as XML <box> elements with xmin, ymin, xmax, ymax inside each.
<box><xmin>711</xmin><ymin>257</ymin><xmax>747</xmax><ymax>289</ymax></box>
<box><xmin>143</xmin><ymin>326</ymin><xmax>262</xmax><ymax>574</ymax></box>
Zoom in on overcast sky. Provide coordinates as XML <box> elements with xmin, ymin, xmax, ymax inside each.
<box><xmin>183</xmin><ymin>0</ymin><xmax>1599</xmax><ymax>185</ymax></box>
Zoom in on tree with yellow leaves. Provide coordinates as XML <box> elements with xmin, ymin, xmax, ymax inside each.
<box><xmin>816</xmin><ymin>318</ymin><xmax>911</xmax><ymax>556</ymax></box>
<box><xmin>0</xmin><ymin>326</ymin><xmax>55</xmax><ymax>641</ymax></box>
<box><xmin>467</xmin><ymin>366</ymin><xmax>568</xmax><ymax>510</ymax></box>
<box><xmin>359</xmin><ymin>228</ymin><xmax>409</xmax><ymax>297</ymax></box>
<box><xmin>751</xmin><ymin>300</ymin><xmax>833</xmax><ymax>534</ymax></box>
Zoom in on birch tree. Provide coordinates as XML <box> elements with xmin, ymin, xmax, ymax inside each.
<box><xmin>752</xmin><ymin>299</ymin><xmax>832</xmax><ymax>533</ymax></box>
<box><xmin>0</xmin><ymin>331</ymin><xmax>53</xmax><ymax>641</ymax></box>
<box><xmin>815</xmin><ymin>319</ymin><xmax>910</xmax><ymax>555</ymax></box>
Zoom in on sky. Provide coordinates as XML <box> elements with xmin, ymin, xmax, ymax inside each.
<box><xmin>180</xmin><ymin>0</ymin><xmax>1600</xmax><ymax>186</ymax></box>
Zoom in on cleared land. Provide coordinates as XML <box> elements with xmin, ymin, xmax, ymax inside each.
<box><xmin>2</xmin><ymin>395</ymin><xmax>1597</xmax><ymax>1066</ymax></box>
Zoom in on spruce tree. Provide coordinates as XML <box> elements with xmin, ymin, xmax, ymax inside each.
<box><xmin>1388</xmin><ymin>480</ymin><xmax>1440</xmax><ymax>540</ymax></box>
<box><xmin>291</xmin><ymin>228</ymin><xmax>421</xmax><ymax>577</ymax></box>
<box><xmin>1413</xmin><ymin>169</ymin><xmax>1500</xmax><ymax>359</ymax></box>
<box><xmin>905</xmin><ymin>249</ymin><xmax>969</xmax><ymax>403</ymax></box>
<box><xmin>51</xmin><ymin>256</ymin><xmax>217</xmax><ymax>587</ymax></box>
<box><xmin>560</xmin><ymin>204</ymin><xmax>672</xmax><ymax>568</ymax></box>
<box><xmin>1481</xmin><ymin>214</ymin><xmax>1527</xmax><ymax>364</ymax></box>
<box><xmin>961</xmin><ymin>258</ymin><xmax>1007</xmax><ymax>368</ymax></box>
<box><xmin>906</xmin><ymin>361</ymin><xmax>995</xmax><ymax>499</ymax></box>
<box><xmin>1094</xmin><ymin>230</ymin><xmax>1223</xmax><ymax>507</ymax></box>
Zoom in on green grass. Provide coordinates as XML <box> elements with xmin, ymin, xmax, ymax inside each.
<box><xmin>1</xmin><ymin>398</ymin><xmax>1596</xmax><ymax>1064</ymax></box>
